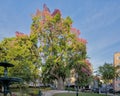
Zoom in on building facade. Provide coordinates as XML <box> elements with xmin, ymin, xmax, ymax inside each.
<box><xmin>114</xmin><ymin>52</ymin><xmax>120</xmax><ymax>91</ymax></box>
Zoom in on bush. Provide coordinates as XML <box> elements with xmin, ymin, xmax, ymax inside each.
<box><xmin>65</xmin><ymin>87</ymin><xmax>75</xmax><ymax>91</ymax></box>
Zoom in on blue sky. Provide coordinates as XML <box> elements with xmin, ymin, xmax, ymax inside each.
<box><xmin>0</xmin><ymin>0</ymin><xmax>120</xmax><ymax>70</ymax></box>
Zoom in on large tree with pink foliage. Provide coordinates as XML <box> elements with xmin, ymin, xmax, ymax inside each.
<box><xmin>30</xmin><ymin>4</ymin><xmax>92</xmax><ymax>89</ymax></box>
<box><xmin>0</xmin><ymin>4</ymin><xmax>92</xmax><ymax>89</ymax></box>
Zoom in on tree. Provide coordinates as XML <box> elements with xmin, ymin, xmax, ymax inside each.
<box><xmin>30</xmin><ymin>4</ymin><xmax>92</xmax><ymax>90</ymax></box>
<box><xmin>0</xmin><ymin>4</ymin><xmax>92</xmax><ymax>90</ymax></box>
<box><xmin>98</xmin><ymin>62</ymin><xmax>119</xmax><ymax>95</ymax></box>
<box><xmin>78</xmin><ymin>60</ymin><xmax>92</xmax><ymax>87</ymax></box>
<box><xmin>99</xmin><ymin>63</ymin><xmax>119</xmax><ymax>83</ymax></box>
<box><xmin>0</xmin><ymin>32</ymin><xmax>41</xmax><ymax>85</ymax></box>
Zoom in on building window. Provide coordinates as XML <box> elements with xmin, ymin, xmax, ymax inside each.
<box><xmin>117</xmin><ymin>56</ymin><xmax>120</xmax><ymax>60</ymax></box>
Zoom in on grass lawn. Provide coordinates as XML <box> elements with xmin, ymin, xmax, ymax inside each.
<box><xmin>10</xmin><ymin>87</ymin><xmax>51</xmax><ymax>95</ymax></box>
<box><xmin>53</xmin><ymin>93</ymin><xmax>105</xmax><ymax>96</ymax></box>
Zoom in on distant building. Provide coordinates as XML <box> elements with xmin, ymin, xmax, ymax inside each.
<box><xmin>113</xmin><ymin>52</ymin><xmax>120</xmax><ymax>91</ymax></box>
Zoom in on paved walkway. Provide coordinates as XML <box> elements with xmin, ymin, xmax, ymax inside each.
<box><xmin>43</xmin><ymin>90</ymin><xmax>119</xmax><ymax>96</ymax></box>
<box><xmin>43</xmin><ymin>90</ymin><xmax>69</xmax><ymax>96</ymax></box>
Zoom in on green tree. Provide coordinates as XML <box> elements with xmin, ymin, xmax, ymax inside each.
<box><xmin>0</xmin><ymin>5</ymin><xmax>92</xmax><ymax>90</ymax></box>
<box><xmin>0</xmin><ymin>33</ymin><xmax>41</xmax><ymax>85</ymax></box>
<box><xmin>73</xmin><ymin>60</ymin><xmax>92</xmax><ymax>88</ymax></box>
<box><xmin>98</xmin><ymin>62</ymin><xmax>119</xmax><ymax>95</ymax></box>
<box><xmin>99</xmin><ymin>63</ymin><xmax>119</xmax><ymax>83</ymax></box>
<box><xmin>30</xmin><ymin>5</ymin><xmax>91</xmax><ymax>90</ymax></box>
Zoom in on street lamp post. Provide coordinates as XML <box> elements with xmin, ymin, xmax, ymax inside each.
<box><xmin>75</xmin><ymin>73</ymin><xmax>79</xmax><ymax>96</ymax></box>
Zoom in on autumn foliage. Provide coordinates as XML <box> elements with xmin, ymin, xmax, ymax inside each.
<box><xmin>9</xmin><ymin>4</ymin><xmax>92</xmax><ymax>89</ymax></box>
<box><xmin>15</xmin><ymin>31</ymin><xmax>27</xmax><ymax>37</ymax></box>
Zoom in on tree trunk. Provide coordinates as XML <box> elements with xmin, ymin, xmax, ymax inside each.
<box><xmin>57</xmin><ymin>77</ymin><xmax>64</xmax><ymax>90</ymax></box>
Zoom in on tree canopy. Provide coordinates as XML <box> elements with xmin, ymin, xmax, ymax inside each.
<box><xmin>99</xmin><ymin>62</ymin><xmax>119</xmax><ymax>83</ymax></box>
<box><xmin>0</xmin><ymin>32</ymin><xmax>41</xmax><ymax>83</ymax></box>
<box><xmin>0</xmin><ymin>4</ymin><xmax>92</xmax><ymax>89</ymax></box>
<box><xmin>30</xmin><ymin>4</ymin><xmax>92</xmax><ymax>89</ymax></box>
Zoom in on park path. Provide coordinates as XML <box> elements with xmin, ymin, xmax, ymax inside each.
<box><xmin>43</xmin><ymin>90</ymin><xmax>69</xmax><ymax>96</ymax></box>
<box><xmin>43</xmin><ymin>90</ymin><xmax>119</xmax><ymax>96</ymax></box>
